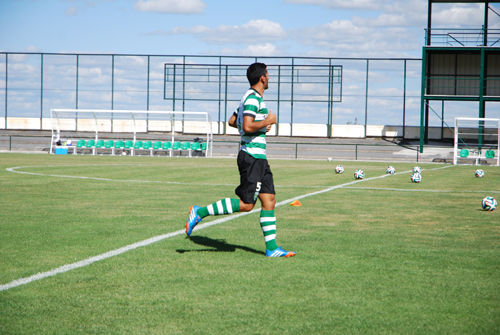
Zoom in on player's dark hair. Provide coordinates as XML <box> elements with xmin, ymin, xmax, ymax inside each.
<box><xmin>247</xmin><ymin>63</ymin><xmax>267</xmax><ymax>86</ymax></box>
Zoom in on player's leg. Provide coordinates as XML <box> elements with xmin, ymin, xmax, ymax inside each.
<box><xmin>185</xmin><ymin>198</ymin><xmax>242</xmax><ymax>236</ymax></box>
<box><xmin>258</xmin><ymin>193</ymin><xmax>278</xmax><ymax>250</ymax></box>
<box><xmin>186</xmin><ymin>151</ymin><xmax>257</xmax><ymax>236</ymax></box>
<box><xmin>257</xmin><ymin>162</ymin><xmax>296</xmax><ymax>258</ymax></box>
<box><xmin>197</xmin><ymin>198</ymin><xmax>242</xmax><ymax>217</ymax></box>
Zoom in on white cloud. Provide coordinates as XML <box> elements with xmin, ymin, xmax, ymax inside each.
<box><xmin>25</xmin><ymin>45</ymin><xmax>42</xmax><ymax>53</ymax></box>
<box><xmin>284</xmin><ymin>0</ymin><xmax>383</xmax><ymax>11</ymax></box>
<box><xmin>432</xmin><ymin>4</ymin><xmax>484</xmax><ymax>27</ymax></box>
<box><xmin>219</xmin><ymin>43</ymin><xmax>281</xmax><ymax>57</ymax></box>
<box><xmin>133</xmin><ymin>0</ymin><xmax>206</xmax><ymax>14</ymax></box>
<box><xmin>138</xmin><ymin>0</ymin><xmax>493</xmax><ymax>57</ymax></box>
<box><xmin>150</xmin><ymin>19</ymin><xmax>286</xmax><ymax>45</ymax></box>
<box><xmin>65</xmin><ymin>6</ymin><xmax>78</xmax><ymax>16</ymax></box>
<box><xmin>169</xmin><ymin>25</ymin><xmax>211</xmax><ymax>34</ymax></box>
<box><xmin>202</xmin><ymin>20</ymin><xmax>286</xmax><ymax>44</ymax></box>
<box><xmin>352</xmin><ymin>11</ymin><xmax>426</xmax><ymax>28</ymax></box>
<box><xmin>291</xmin><ymin>19</ymin><xmax>420</xmax><ymax>57</ymax></box>
<box><xmin>286</xmin><ymin>0</ymin><xmax>486</xmax><ymax>28</ymax></box>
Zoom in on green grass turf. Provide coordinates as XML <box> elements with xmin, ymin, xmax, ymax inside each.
<box><xmin>0</xmin><ymin>153</ymin><xmax>499</xmax><ymax>334</ymax></box>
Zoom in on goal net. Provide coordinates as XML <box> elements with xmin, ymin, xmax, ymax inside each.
<box><xmin>453</xmin><ymin>117</ymin><xmax>499</xmax><ymax>166</ymax></box>
<box><xmin>50</xmin><ymin>109</ymin><xmax>213</xmax><ymax>157</ymax></box>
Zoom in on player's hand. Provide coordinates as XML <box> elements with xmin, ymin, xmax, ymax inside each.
<box><xmin>266</xmin><ymin>124</ymin><xmax>272</xmax><ymax>132</ymax></box>
<box><xmin>266</xmin><ymin>110</ymin><xmax>277</xmax><ymax>125</ymax></box>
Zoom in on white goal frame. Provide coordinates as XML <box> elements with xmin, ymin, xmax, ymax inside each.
<box><xmin>50</xmin><ymin>109</ymin><xmax>213</xmax><ymax>157</ymax></box>
<box><xmin>453</xmin><ymin>117</ymin><xmax>499</xmax><ymax>166</ymax></box>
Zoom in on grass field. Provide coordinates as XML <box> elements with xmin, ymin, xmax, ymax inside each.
<box><xmin>0</xmin><ymin>153</ymin><xmax>499</xmax><ymax>334</ymax></box>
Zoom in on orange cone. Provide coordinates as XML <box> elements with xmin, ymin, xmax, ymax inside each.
<box><xmin>290</xmin><ymin>200</ymin><xmax>302</xmax><ymax>206</ymax></box>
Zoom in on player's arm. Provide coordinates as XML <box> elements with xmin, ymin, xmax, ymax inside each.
<box><xmin>228</xmin><ymin>112</ymin><xmax>237</xmax><ymax>128</ymax></box>
<box><xmin>242</xmin><ymin>110</ymin><xmax>276</xmax><ymax>133</ymax></box>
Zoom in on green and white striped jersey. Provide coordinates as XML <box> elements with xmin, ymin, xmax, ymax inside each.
<box><xmin>234</xmin><ymin>88</ymin><xmax>269</xmax><ymax>160</ymax></box>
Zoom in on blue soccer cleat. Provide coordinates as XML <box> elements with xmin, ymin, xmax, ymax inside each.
<box><xmin>266</xmin><ymin>247</ymin><xmax>296</xmax><ymax>258</ymax></box>
<box><xmin>185</xmin><ymin>206</ymin><xmax>202</xmax><ymax>236</ymax></box>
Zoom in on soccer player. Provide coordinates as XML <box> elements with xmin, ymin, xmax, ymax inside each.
<box><xmin>185</xmin><ymin>62</ymin><xmax>296</xmax><ymax>258</ymax></box>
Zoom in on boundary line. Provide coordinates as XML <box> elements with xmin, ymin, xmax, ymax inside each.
<box><xmin>0</xmin><ymin>165</ymin><xmax>453</xmax><ymax>292</ymax></box>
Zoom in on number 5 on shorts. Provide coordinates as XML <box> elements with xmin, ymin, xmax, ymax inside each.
<box><xmin>253</xmin><ymin>182</ymin><xmax>262</xmax><ymax>201</ymax></box>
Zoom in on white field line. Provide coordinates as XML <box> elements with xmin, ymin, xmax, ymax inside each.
<box><xmin>344</xmin><ymin>187</ymin><xmax>500</xmax><ymax>194</ymax></box>
<box><xmin>6</xmin><ymin>165</ymin><xmax>236</xmax><ymax>187</ymax></box>
<box><xmin>4</xmin><ymin>165</ymin><xmax>360</xmax><ymax>189</ymax></box>
<box><xmin>1</xmin><ymin>165</ymin><xmax>453</xmax><ymax>292</ymax></box>
<box><xmin>4</xmin><ymin>164</ymin><xmax>458</xmax><ymax>189</ymax></box>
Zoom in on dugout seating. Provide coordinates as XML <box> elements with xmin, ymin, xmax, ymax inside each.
<box><xmin>112</xmin><ymin>140</ymin><xmax>124</xmax><ymax>156</ymax></box>
<box><xmin>191</xmin><ymin>142</ymin><xmax>201</xmax><ymax>154</ymax></box>
<box><xmin>93</xmin><ymin>139</ymin><xmax>114</xmax><ymax>155</ymax></box>
<box><xmin>84</xmin><ymin>140</ymin><xmax>96</xmax><ymax>155</ymax></box>
<box><xmin>74</xmin><ymin>139</ymin><xmax>85</xmax><ymax>154</ymax></box>
<box><xmin>151</xmin><ymin>141</ymin><xmax>162</xmax><ymax>156</ymax></box>
<box><xmin>172</xmin><ymin>141</ymin><xmax>182</xmax><ymax>156</ymax></box>
<box><xmin>124</xmin><ymin>140</ymin><xmax>133</xmax><ymax>155</ymax></box>
<box><xmin>143</xmin><ymin>141</ymin><xmax>153</xmax><ymax>156</ymax></box>
<box><xmin>162</xmin><ymin>141</ymin><xmax>173</xmax><ymax>157</ymax></box>
<box><xmin>132</xmin><ymin>141</ymin><xmax>154</xmax><ymax>156</ymax></box>
<box><xmin>69</xmin><ymin>139</ymin><xmax>208</xmax><ymax>157</ymax></box>
<box><xmin>131</xmin><ymin>140</ymin><xmax>143</xmax><ymax>156</ymax></box>
<box><xmin>190</xmin><ymin>142</ymin><xmax>206</xmax><ymax>157</ymax></box>
<box><xmin>485</xmin><ymin>150</ymin><xmax>495</xmax><ymax>159</ymax></box>
<box><xmin>103</xmin><ymin>140</ymin><xmax>114</xmax><ymax>154</ymax></box>
<box><xmin>457</xmin><ymin>148</ymin><xmax>497</xmax><ymax>165</ymax></box>
<box><xmin>93</xmin><ymin>140</ymin><xmax>104</xmax><ymax>155</ymax></box>
<box><xmin>181</xmin><ymin>142</ymin><xmax>192</xmax><ymax>156</ymax></box>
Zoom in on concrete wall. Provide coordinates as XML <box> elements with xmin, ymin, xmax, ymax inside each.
<box><xmin>2</xmin><ymin>117</ymin><xmax>492</xmax><ymax>140</ymax></box>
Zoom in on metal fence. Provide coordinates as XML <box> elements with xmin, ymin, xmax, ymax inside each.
<box><xmin>0</xmin><ymin>53</ymin><xmax>431</xmax><ymax>136</ymax></box>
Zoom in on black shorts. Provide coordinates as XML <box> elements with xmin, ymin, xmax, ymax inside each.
<box><xmin>235</xmin><ymin>150</ymin><xmax>275</xmax><ymax>204</ymax></box>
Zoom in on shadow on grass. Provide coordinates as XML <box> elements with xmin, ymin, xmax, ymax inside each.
<box><xmin>177</xmin><ymin>235</ymin><xmax>265</xmax><ymax>256</ymax></box>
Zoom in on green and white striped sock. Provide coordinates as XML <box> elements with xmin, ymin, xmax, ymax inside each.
<box><xmin>197</xmin><ymin>198</ymin><xmax>240</xmax><ymax>218</ymax></box>
<box><xmin>260</xmin><ymin>209</ymin><xmax>278</xmax><ymax>251</ymax></box>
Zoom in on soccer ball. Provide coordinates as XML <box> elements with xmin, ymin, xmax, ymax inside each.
<box><xmin>335</xmin><ymin>165</ymin><xmax>344</xmax><ymax>174</ymax></box>
<box><xmin>411</xmin><ymin>172</ymin><xmax>421</xmax><ymax>183</ymax></box>
<box><xmin>121</xmin><ymin>151</ymin><xmax>127</xmax><ymax>156</ymax></box>
<box><xmin>327</xmin><ymin>157</ymin><xmax>333</xmax><ymax>161</ymax></box>
<box><xmin>386</xmin><ymin>166</ymin><xmax>396</xmax><ymax>174</ymax></box>
<box><xmin>354</xmin><ymin>170</ymin><xmax>364</xmax><ymax>179</ymax></box>
<box><xmin>482</xmin><ymin>196</ymin><xmax>497</xmax><ymax>211</ymax></box>
<box><xmin>413</xmin><ymin>166</ymin><xmax>421</xmax><ymax>174</ymax></box>
<box><xmin>475</xmin><ymin>169</ymin><xmax>484</xmax><ymax>178</ymax></box>
<box><xmin>66</xmin><ymin>140</ymin><xmax>72</xmax><ymax>146</ymax></box>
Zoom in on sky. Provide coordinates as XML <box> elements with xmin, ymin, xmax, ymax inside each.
<box><xmin>1</xmin><ymin>0</ymin><xmax>499</xmax><ymax>58</ymax></box>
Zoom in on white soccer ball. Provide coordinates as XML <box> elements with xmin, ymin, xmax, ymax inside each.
<box><xmin>475</xmin><ymin>169</ymin><xmax>484</xmax><ymax>178</ymax></box>
<box><xmin>335</xmin><ymin>165</ymin><xmax>344</xmax><ymax>174</ymax></box>
<box><xmin>413</xmin><ymin>166</ymin><xmax>421</xmax><ymax>174</ymax></box>
<box><xmin>411</xmin><ymin>172</ymin><xmax>421</xmax><ymax>183</ymax></box>
<box><xmin>121</xmin><ymin>151</ymin><xmax>127</xmax><ymax>156</ymax></box>
<box><xmin>386</xmin><ymin>166</ymin><xmax>396</xmax><ymax>175</ymax></box>
<box><xmin>327</xmin><ymin>157</ymin><xmax>333</xmax><ymax>162</ymax></box>
<box><xmin>482</xmin><ymin>196</ymin><xmax>497</xmax><ymax>211</ymax></box>
<box><xmin>354</xmin><ymin>170</ymin><xmax>364</xmax><ymax>179</ymax></box>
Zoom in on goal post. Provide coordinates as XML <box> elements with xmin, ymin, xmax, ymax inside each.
<box><xmin>453</xmin><ymin>117</ymin><xmax>499</xmax><ymax>166</ymax></box>
<box><xmin>50</xmin><ymin>109</ymin><xmax>213</xmax><ymax>157</ymax></box>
